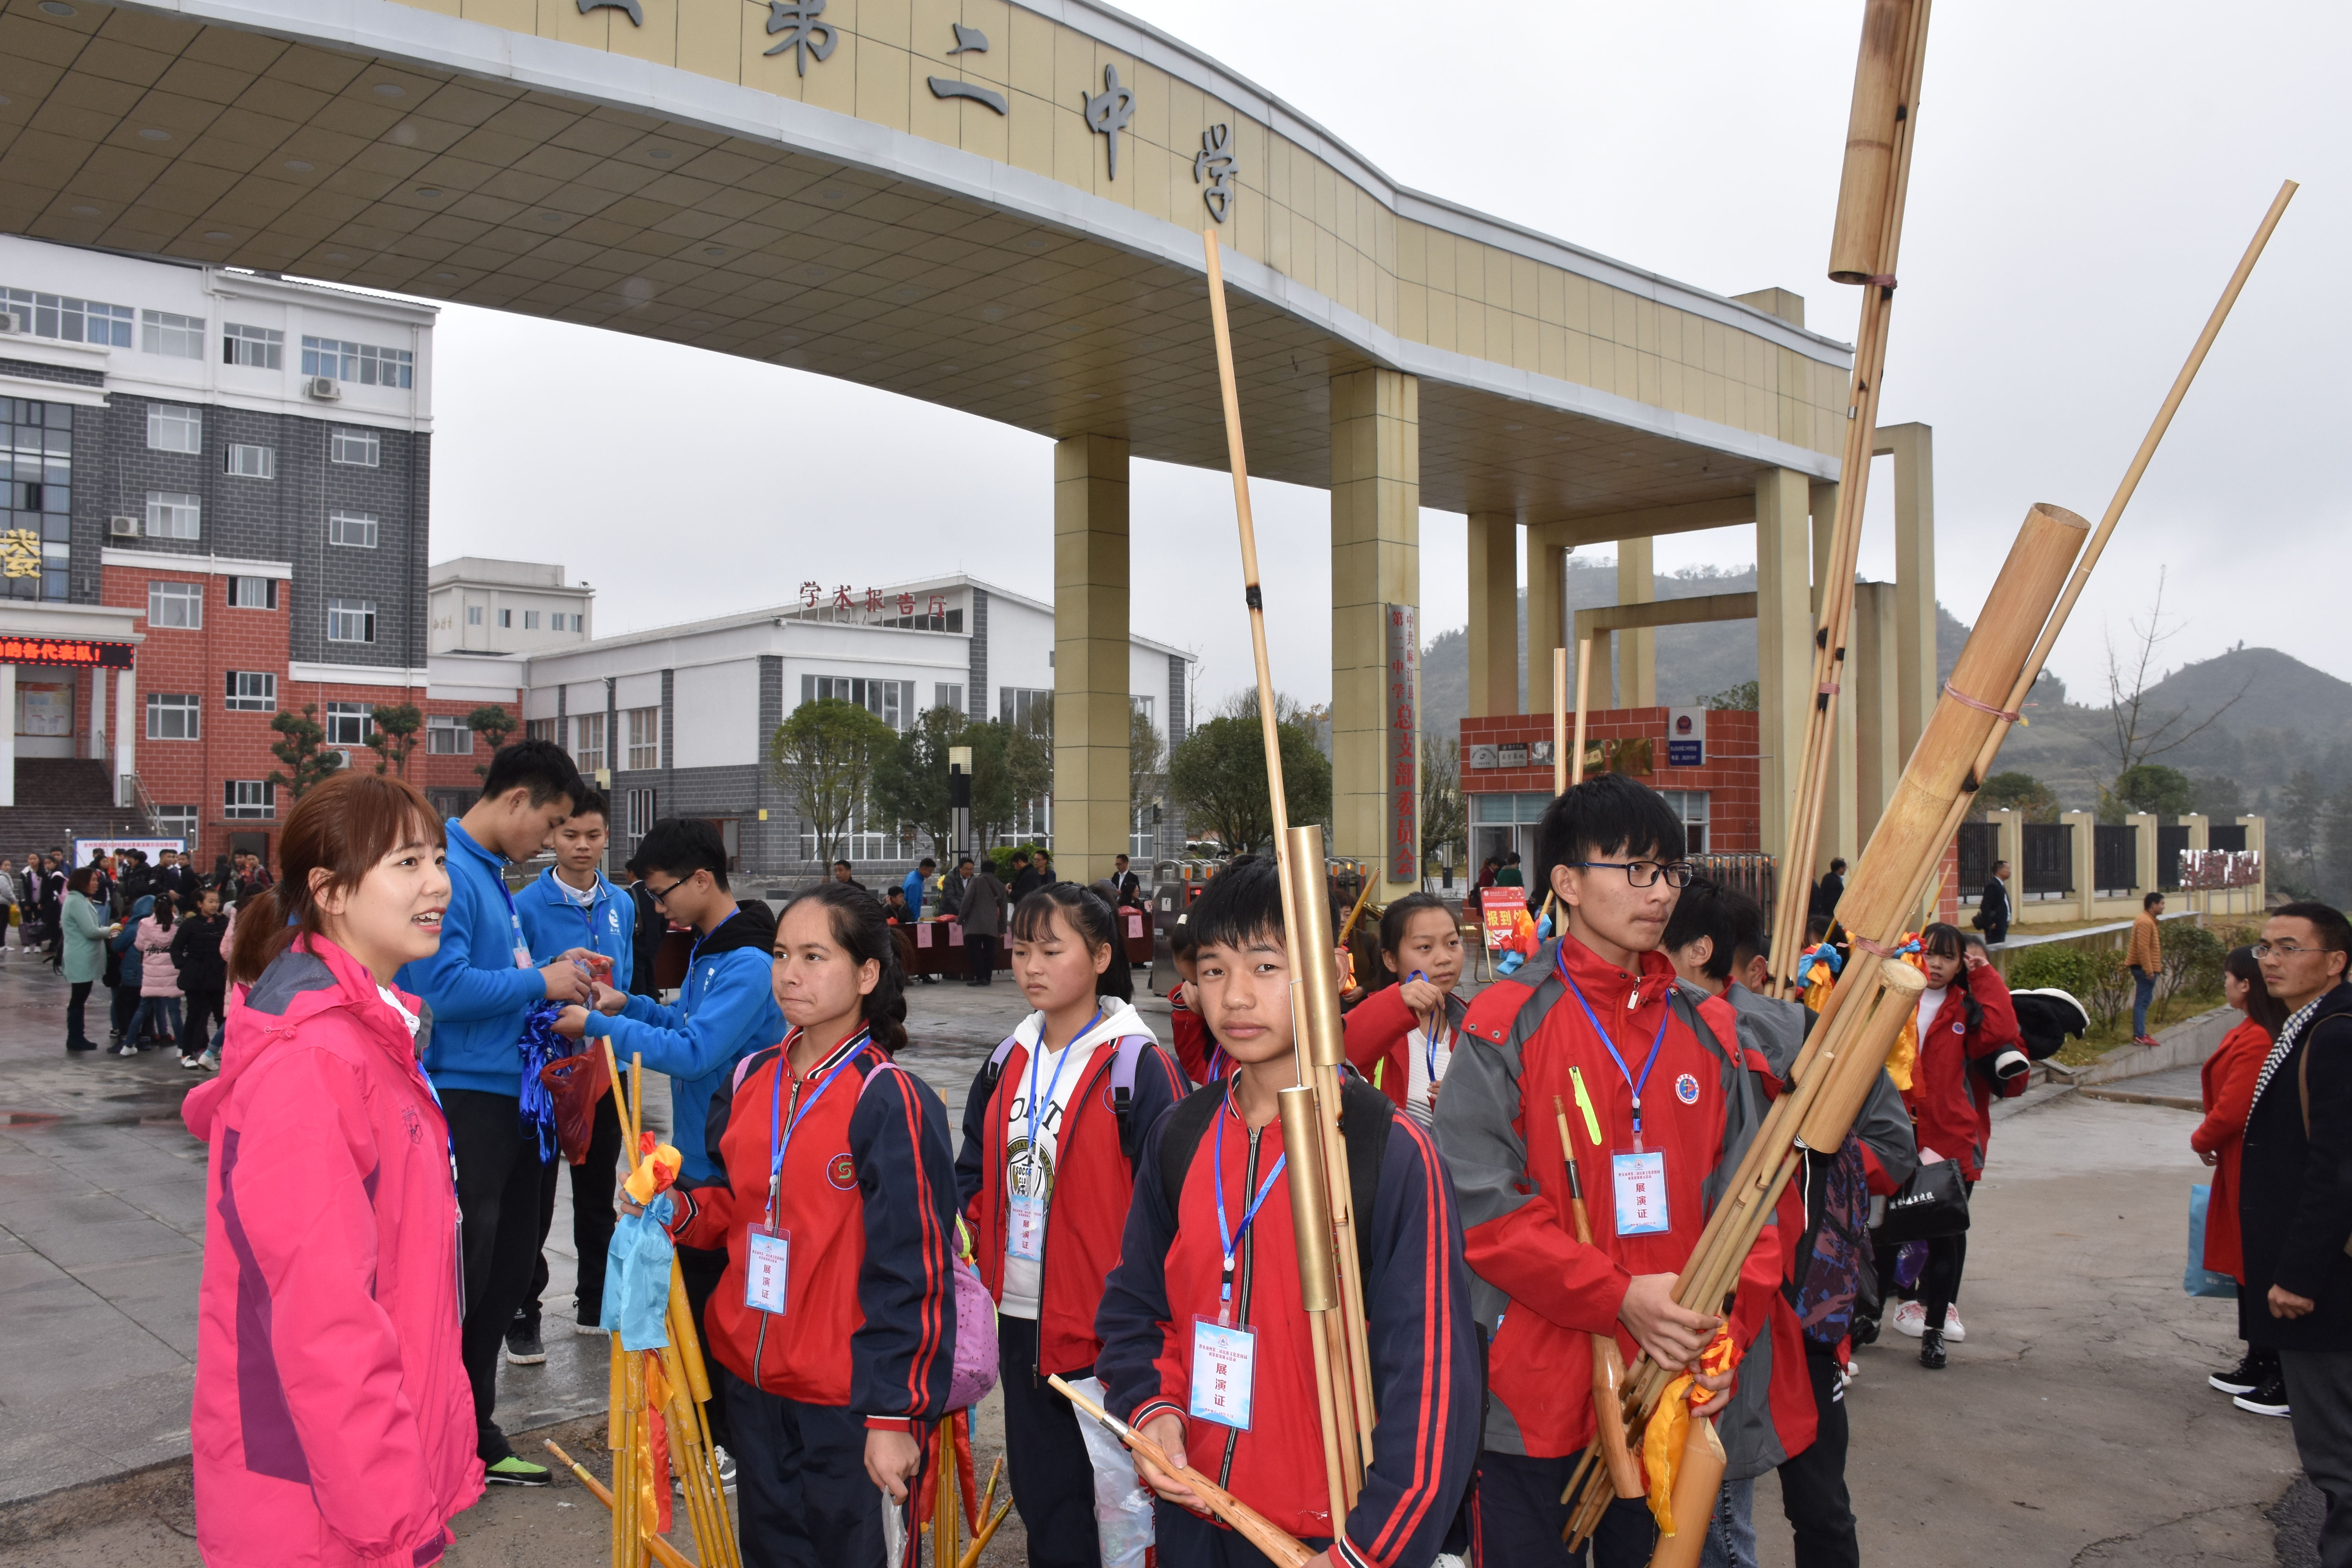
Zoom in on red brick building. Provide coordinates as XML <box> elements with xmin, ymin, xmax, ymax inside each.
<box><xmin>1459</xmin><ymin>706</ymin><xmax>1760</xmax><ymax>870</ymax></box>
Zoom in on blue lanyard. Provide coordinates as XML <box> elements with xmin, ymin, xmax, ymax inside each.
<box><xmin>766</xmin><ymin>1027</ymin><xmax>867</xmax><ymax>1226</ymax></box>
<box><xmin>1211</xmin><ymin>1097</ymin><xmax>1288</xmax><ymax>1308</ymax></box>
<box><xmin>1553</xmin><ymin>946</ymin><xmax>1670</xmax><ymax>1144</ymax></box>
<box><xmin>1021</xmin><ymin>1007</ymin><xmax>1100</xmax><ymax>1166</ymax></box>
<box><xmin>682</xmin><ymin>908</ymin><xmax>736</xmax><ymax>1002</ymax></box>
<box><xmin>1410</xmin><ymin>971</ymin><xmax>1448</xmax><ymax>1083</ymax></box>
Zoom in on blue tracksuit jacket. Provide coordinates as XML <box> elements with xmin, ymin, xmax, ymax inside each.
<box><xmin>513</xmin><ymin>866</ymin><xmax>635</xmax><ymax>995</ymax></box>
<box><xmin>400</xmin><ymin>819</ymin><xmax>545</xmax><ymax>1099</ymax></box>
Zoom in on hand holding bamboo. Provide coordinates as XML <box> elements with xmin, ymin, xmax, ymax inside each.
<box><xmin>1555</xmin><ymin>1097</ymin><xmax>1642</xmax><ymax>1501</ymax></box>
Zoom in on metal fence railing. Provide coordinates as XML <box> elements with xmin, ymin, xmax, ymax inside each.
<box><xmin>2022</xmin><ymin>822</ymin><xmax>2074</xmax><ymax>898</ymax></box>
<box><xmin>2093</xmin><ymin>823</ymin><xmax>2138</xmax><ymax>897</ymax></box>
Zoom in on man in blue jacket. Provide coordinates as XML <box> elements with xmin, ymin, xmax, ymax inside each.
<box><xmin>397</xmin><ymin>739</ymin><xmax>593</xmax><ymax>1485</ymax></box>
<box><xmin>510</xmin><ymin>787</ymin><xmax>633</xmax><ymax>1361</ymax></box>
<box><xmin>558</xmin><ymin>815</ymin><xmax>782</xmax><ymax>1461</ymax></box>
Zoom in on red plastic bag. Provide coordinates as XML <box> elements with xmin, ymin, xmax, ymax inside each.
<box><xmin>538</xmin><ymin>1049</ymin><xmax>611</xmax><ymax>1165</ymax></box>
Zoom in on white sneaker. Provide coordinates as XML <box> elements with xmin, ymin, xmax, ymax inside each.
<box><xmin>1941</xmin><ymin>1307</ymin><xmax>1965</xmax><ymax>1343</ymax></box>
<box><xmin>573</xmin><ymin>1321</ymin><xmax>610</xmax><ymax>1336</ymax></box>
<box><xmin>1891</xmin><ymin>1301</ymin><xmax>1927</xmax><ymax>1339</ymax></box>
<box><xmin>1838</xmin><ymin>1359</ymin><xmax>1861</xmax><ymax>1390</ymax></box>
<box><xmin>116</xmin><ymin>1043</ymin><xmax>139</xmax><ymax>1057</ymax></box>
<box><xmin>713</xmin><ymin>1445</ymin><xmax>737</xmax><ymax>1490</ymax></box>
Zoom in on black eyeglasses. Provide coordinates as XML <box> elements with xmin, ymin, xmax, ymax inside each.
<box><xmin>1566</xmin><ymin>860</ymin><xmax>1697</xmax><ymax>889</ymax></box>
<box><xmin>643</xmin><ymin>874</ymin><xmax>690</xmax><ymax>906</ymax></box>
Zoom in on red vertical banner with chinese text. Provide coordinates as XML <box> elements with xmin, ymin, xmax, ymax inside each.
<box><xmin>1385</xmin><ymin>603</ymin><xmax>1419</xmax><ymax>885</ymax></box>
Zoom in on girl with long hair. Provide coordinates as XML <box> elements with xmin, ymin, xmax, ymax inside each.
<box><xmin>954</xmin><ymin>883</ymin><xmax>1187</xmax><ymax>1566</ymax></box>
<box><xmin>2197</xmin><ymin>945</ymin><xmax>2291</xmax><ymax>1414</ymax></box>
<box><xmin>1343</xmin><ymin>890</ymin><xmax>1469</xmax><ymax>1123</ymax></box>
<box><xmin>181</xmin><ymin>771</ymin><xmax>480</xmax><ymax>1566</ymax></box>
<box><xmin>657</xmin><ymin>880</ymin><xmax>960</xmax><ymax>1567</ymax></box>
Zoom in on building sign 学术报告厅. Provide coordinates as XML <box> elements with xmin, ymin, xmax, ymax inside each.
<box><xmin>1667</xmin><ymin>706</ymin><xmax>1706</xmax><ymax>768</ymax></box>
<box><xmin>0</xmin><ymin>636</ymin><xmax>133</xmax><ymax>670</ymax></box>
<box><xmin>1385</xmin><ymin>603</ymin><xmax>1418</xmax><ymax>882</ymax></box>
<box><xmin>798</xmin><ymin>583</ymin><xmax>947</xmax><ymax>626</ymax></box>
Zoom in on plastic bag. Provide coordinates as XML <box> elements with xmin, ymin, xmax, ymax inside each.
<box><xmin>2185</xmin><ymin>1184</ymin><xmax>2238</xmax><ymax>1299</ymax></box>
<box><xmin>601</xmin><ymin>1194</ymin><xmax>675</xmax><ymax>1352</ymax></box>
<box><xmin>538</xmin><ymin>1048</ymin><xmax>611</xmax><ymax>1165</ymax></box>
<box><xmin>1065</xmin><ymin>1375</ymin><xmax>1153</xmax><ymax>1568</ymax></box>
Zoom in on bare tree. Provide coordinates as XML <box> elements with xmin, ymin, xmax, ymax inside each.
<box><xmin>2098</xmin><ymin>568</ymin><xmax>2249</xmax><ymax>817</ymax></box>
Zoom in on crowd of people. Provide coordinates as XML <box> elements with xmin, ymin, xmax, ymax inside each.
<box><xmin>41</xmin><ymin>746</ymin><xmax>2326</xmax><ymax>1568</ymax></box>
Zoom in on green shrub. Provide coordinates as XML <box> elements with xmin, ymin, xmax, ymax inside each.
<box><xmin>2161</xmin><ymin>922</ymin><xmax>2228</xmax><ymax>1006</ymax></box>
<box><xmin>2006</xmin><ymin>942</ymin><xmax>2104</xmax><ymax>998</ymax></box>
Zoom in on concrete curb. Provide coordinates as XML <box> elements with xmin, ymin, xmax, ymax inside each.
<box><xmin>2040</xmin><ymin>1004</ymin><xmax>2234</xmax><ymax>1086</ymax></box>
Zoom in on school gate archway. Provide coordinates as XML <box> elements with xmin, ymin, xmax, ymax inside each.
<box><xmin>0</xmin><ymin>0</ymin><xmax>1868</xmax><ymax>893</ymax></box>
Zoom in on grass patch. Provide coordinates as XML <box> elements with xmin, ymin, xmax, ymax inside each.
<box><xmin>2051</xmin><ymin>987</ymin><xmax>2226</xmax><ymax>1065</ymax></box>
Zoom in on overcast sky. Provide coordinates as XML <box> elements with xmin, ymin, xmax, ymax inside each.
<box><xmin>423</xmin><ymin>0</ymin><xmax>2347</xmax><ymax>712</ymax></box>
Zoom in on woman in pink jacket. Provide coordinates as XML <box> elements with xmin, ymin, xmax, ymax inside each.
<box><xmin>126</xmin><ymin>892</ymin><xmax>184</xmax><ymax>1053</ymax></box>
<box><xmin>181</xmin><ymin>770</ymin><xmax>482</xmax><ymax>1566</ymax></box>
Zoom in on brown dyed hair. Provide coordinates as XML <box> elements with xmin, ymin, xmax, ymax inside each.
<box><xmin>227</xmin><ymin>771</ymin><xmax>445</xmax><ymax>985</ymax></box>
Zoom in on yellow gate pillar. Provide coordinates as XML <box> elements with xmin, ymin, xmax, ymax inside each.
<box><xmin>1330</xmin><ymin>368</ymin><xmax>1421</xmax><ymax>900</ymax></box>
<box><xmin>1466</xmin><ymin>512</ymin><xmax>1518</xmax><ymax>717</ymax></box>
<box><xmin>1616</xmin><ymin>537</ymin><xmax>1656</xmax><ymax>709</ymax></box>
<box><xmin>1877</xmin><ymin>423</ymin><xmax>1938</xmax><ymax>763</ymax></box>
<box><xmin>1851</xmin><ymin>580</ymin><xmax>1902</xmax><ymax>848</ymax></box>
<box><xmin>1756</xmin><ymin>468</ymin><xmax>1814</xmax><ymax>861</ymax></box>
<box><xmin>1052</xmin><ymin>433</ymin><xmax>1132</xmax><ymax>884</ymax></box>
<box><xmin>1526</xmin><ymin>537</ymin><xmax>1565</xmax><ymax>716</ymax></box>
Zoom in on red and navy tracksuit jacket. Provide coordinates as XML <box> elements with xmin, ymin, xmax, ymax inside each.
<box><xmin>1095</xmin><ymin>1080</ymin><xmax>1481</xmax><ymax>1567</ymax></box>
<box><xmin>1343</xmin><ymin>982</ymin><xmax>1468</xmax><ymax>1111</ymax></box>
<box><xmin>1904</xmin><ymin>962</ymin><xmax>2024</xmax><ymax>1181</ymax></box>
<box><xmin>954</xmin><ymin>1007</ymin><xmax>1190</xmax><ymax>1376</ymax></box>
<box><xmin>667</xmin><ymin>1027</ymin><xmax>957</xmax><ymax>1430</ymax></box>
<box><xmin>1169</xmin><ymin>987</ymin><xmax>1225</xmax><ymax>1085</ymax></box>
<box><xmin>1433</xmin><ymin>936</ymin><xmax>1780</xmax><ymax>1459</ymax></box>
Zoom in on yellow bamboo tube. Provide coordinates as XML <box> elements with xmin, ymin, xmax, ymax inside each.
<box><xmin>936</xmin><ymin>1416</ymin><xmax>962</xmax><ymax>1568</ymax></box>
<box><xmin>1571</xmin><ymin>635</ymin><xmax>1593</xmax><ymax>788</ymax></box>
<box><xmin>1278</xmin><ymin>1083</ymin><xmax>1354</xmax><ymax>1524</ymax></box>
<box><xmin>1828</xmin><ymin>0</ymin><xmax>1915</xmax><ymax>280</ymax></box>
<box><xmin>1647</xmin><ymin>1418</ymin><xmax>1729</xmax><ymax>1568</ymax></box>
<box><xmin>545</xmin><ymin>1442</ymin><xmax>701</xmax><ymax>1568</ymax></box>
<box><xmin>958</xmin><ymin>1497</ymin><xmax>1014</xmax><ymax>1568</ymax></box>
<box><xmin>666</xmin><ymin>1263</ymin><xmax>711</xmax><ymax>1403</ymax></box>
<box><xmin>1553</xmin><ymin>646</ymin><xmax>1569</xmax><ymax>795</ymax></box>
<box><xmin>607</xmin><ymin>1331</ymin><xmax>626</xmax><ymax>1451</ymax></box>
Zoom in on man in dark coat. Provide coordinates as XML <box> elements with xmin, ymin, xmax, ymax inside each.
<box><xmin>1808</xmin><ymin>857</ymin><xmax>1847</xmax><ymax>926</ymax></box>
<box><xmin>2241</xmin><ymin>900</ymin><xmax>2352</xmax><ymax>1567</ymax></box>
<box><xmin>960</xmin><ymin>860</ymin><xmax>1007</xmax><ymax>985</ymax></box>
<box><xmin>1978</xmin><ymin>858</ymin><xmax>2011</xmax><ymax>946</ymax></box>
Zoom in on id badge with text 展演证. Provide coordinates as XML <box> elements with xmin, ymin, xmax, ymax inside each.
<box><xmin>1613</xmin><ymin>1149</ymin><xmax>1669</xmax><ymax>1236</ymax></box>
<box><xmin>743</xmin><ymin>1223</ymin><xmax>790</xmax><ymax>1314</ymax></box>
<box><xmin>1006</xmin><ymin>1191</ymin><xmax>1046</xmax><ymax>1262</ymax></box>
<box><xmin>1189</xmin><ymin>1316</ymin><xmax>1256</xmax><ymax>1430</ymax></box>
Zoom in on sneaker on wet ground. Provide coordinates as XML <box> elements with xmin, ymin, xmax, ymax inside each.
<box><xmin>484</xmin><ymin>1455</ymin><xmax>552</xmax><ymax>1486</ymax></box>
<box><xmin>2209</xmin><ymin>1352</ymin><xmax>2264</xmax><ymax>1395</ymax></box>
<box><xmin>1891</xmin><ymin>1300</ymin><xmax>1927</xmax><ymax>1338</ymax></box>
<box><xmin>504</xmin><ymin>1324</ymin><xmax>546</xmax><ymax>1365</ymax></box>
<box><xmin>2234</xmin><ymin>1370</ymin><xmax>2291</xmax><ymax>1417</ymax></box>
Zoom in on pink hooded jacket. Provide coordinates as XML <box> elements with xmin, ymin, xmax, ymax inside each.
<box><xmin>134</xmin><ymin>913</ymin><xmax>181</xmax><ymax>997</ymax></box>
<box><xmin>181</xmin><ymin>934</ymin><xmax>483</xmax><ymax>1566</ymax></box>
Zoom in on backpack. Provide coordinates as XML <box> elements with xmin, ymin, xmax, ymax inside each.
<box><xmin>1153</xmin><ymin>1076</ymin><xmax>1395</xmax><ymax>1288</ymax></box>
<box><xmin>976</xmin><ymin>1029</ymin><xmax>1166</xmax><ymax>1154</ymax></box>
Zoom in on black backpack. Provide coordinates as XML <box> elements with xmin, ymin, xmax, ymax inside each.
<box><xmin>1154</xmin><ymin>1076</ymin><xmax>1394</xmax><ymax>1286</ymax></box>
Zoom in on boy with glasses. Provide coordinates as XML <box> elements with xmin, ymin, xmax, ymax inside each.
<box><xmin>1436</xmin><ymin>774</ymin><xmax>1782</xmax><ymax>1565</ymax></box>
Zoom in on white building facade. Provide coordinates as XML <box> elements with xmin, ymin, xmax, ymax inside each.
<box><xmin>428</xmin><ymin>557</ymin><xmax>594</xmax><ymax>654</ymax></box>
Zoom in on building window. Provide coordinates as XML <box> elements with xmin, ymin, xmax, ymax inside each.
<box><xmin>146</xmin><ymin>405</ymin><xmax>201</xmax><ymax>453</ymax></box>
<box><xmin>934</xmin><ymin>683</ymin><xmax>964</xmax><ymax>713</ymax></box>
<box><xmin>524</xmin><ymin>610</ymin><xmax>541</xmax><ymax>630</ymax></box>
<box><xmin>624</xmin><ymin>786</ymin><xmax>657</xmax><ymax>839</ymax></box>
<box><xmin>323</xmin><ymin>702</ymin><xmax>372</xmax><ymax>746</ymax></box>
<box><xmin>2</xmin><ymin>397</ymin><xmax>72</xmax><ymax>603</ymax></box>
<box><xmin>303</xmin><ymin>336</ymin><xmax>414</xmax><ymax>388</ymax></box>
<box><xmin>0</xmin><ymin>287</ymin><xmax>133</xmax><ymax>346</ymax></box>
<box><xmin>326</xmin><ymin>598</ymin><xmax>376</xmax><ymax>643</ymax></box>
<box><xmin>330</xmin><ymin>427</ymin><xmax>380</xmax><ymax>466</ymax></box>
<box><xmin>224</xmin><ymin>670</ymin><xmax>277</xmax><ymax>712</ymax></box>
<box><xmin>224</xmin><ymin>779</ymin><xmax>275</xmax><ymax>820</ymax></box>
<box><xmin>466</xmin><ymin>605</ymin><xmax>482</xmax><ymax>626</ymax></box>
<box><xmin>223</xmin><ymin>322</ymin><xmax>283</xmax><ymax>368</ymax></box>
<box><xmin>1130</xmin><ymin>694</ymin><xmax>1155</xmax><ymax>724</ymax></box>
<box><xmin>426</xmin><ymin>713</ymin><xmax>473</xmax><ymax>754</ymax></box>
<box><xmin>145</xmin><ymin>490</ymin><xmax>200</xmax><ymax>540</ymax></box>
<box><xmin>140</xmin><ymin>309</ymin><xmax>206</xmax><ymax>359</ymax></box>
<box><xmin>573</xmin><ymin>711</ymin><xmax>606</xmax><ymax>774</ymax></box>
<box><xmin>225</xmin><ymin>443</ymin><xmax>274</xmax><ymax>479</ymax></box>
<box><xmin>328</xmin><ymin>511</ymin><xmax>379</xmax><ymax>548</ymax></box>
<box><xmin>227</xmin><ymin>575</ymin><xmax>279</xmax><ymax>609</ymax></box>
<box><xmin>148</xmin><ymin>580</ymin><xmax>203</xmax><ymax>629</ymax></box>
<box><xmin>526</xmin><ymin>718</ymin><xmax>557</xmax><ymax>744</ymax></box>
<box><xmin>498</xmin><ymin>609</ymin><xmax>512</xmax><ymax>628</ymax></box>
<box><xmin>624</xmin><ymin>706</ymin><xmax>659</xmax><ymax>770</ymax></box>
<box><xmin>1655</xmin><ymin>789</ymin><xmax>1711</xmax><ymax>856</ymax></box>
<box><xmin>802</xmin><ymin>675</ymin><xmax>913</xmax><ymax>731</ymax></box>
<box><xmin>1000</xmin><ymin>687</ymin><xmax>1052</xmax><ymax>730</ymax></box>
<box><xmin>145</xmin><ymin>692</ymin><xmax>201</xmax><ymax>740</ymax></box>
<box><xmin>154</xmin><ymin>804</ymin><xmax>198</xmax><ymax>846</ymax></box>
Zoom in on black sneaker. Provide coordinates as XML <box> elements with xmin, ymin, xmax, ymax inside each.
<box><xmin>1851</xmin><ymin>1312</ymin><xmax>1881</xmax><ymax>1348</ymax></box>
<box><xmin>2209</xmin><ymin>1352</ymin><xmax>2264</xmax><ymax>1396</ymax></box>
<box><xmin>2234</xmin><ymin>1370</ymin><xmax>2291</xmax><ymax>1417</ymax></box>
<box><xmin>1919</xmin><ymin>1327</ymin><xmax>1947</xmax><ymax>1370</ymax></box>
<box><xmin>504</xmin><ymin>1324</ymin><xmax>546</xmax><ymax>1365</ymax></box>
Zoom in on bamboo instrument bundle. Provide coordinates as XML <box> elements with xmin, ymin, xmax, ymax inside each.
<box><xmin>544</xmin><ymin>1441</ymin><xmax>698</xmax><ymax>1568</ymax></box>
<box><xmin>1565</xmin><ymin>178</ymin><xmax>2299</xmax><ymax>1544</ymax></box>
<box><xmin>1553</xmin><ymin>1097</ymin><xmax>1641</xmax><ymax>1501</ymax></box>
<box><xmin>1200</xmin><ymin>226</ymin><xmax>1376</xmax><ymax>1503</ymax></box>
<box><xmin>1766</xmin><ymin>0</ymin><xmax>1934</xmax><ymax>993</ymax></box>
<box><xmin>1051</xmin><ymin>1375</ymin><xmax>1318</xmax><ymax>1568</ymax></box>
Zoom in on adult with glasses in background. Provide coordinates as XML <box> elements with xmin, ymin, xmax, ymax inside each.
<box><xmin>2238</xmin><ymin>904</ymin><xmax>2352</xmax><ymax>1567</ymax></box>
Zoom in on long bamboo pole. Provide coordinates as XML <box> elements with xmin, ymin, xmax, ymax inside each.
<box><xmin>1201</xmin><ymin>225</ymin><xmax>1374</xmax><ymax>1491</ymax></box>
<box><xmin>1553</xmin><ymin>646</ymin><xmax>1569</xmax><ymax>795</ymax></box>
<box><xmin>545</xmin><ymin>1442</ymin><xmax>699</xmax><ymax>1568</ymax></box>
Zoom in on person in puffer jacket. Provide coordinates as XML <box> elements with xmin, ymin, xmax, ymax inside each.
<box><xmin>182</xmin><ymin>771</ymin><xmax>481</xmax><ymax>1567</ymax></box>
<box><xmin>126</xmin><ymin>892</ymin><xmax>185</xmax><ymax>1054</ymax></box>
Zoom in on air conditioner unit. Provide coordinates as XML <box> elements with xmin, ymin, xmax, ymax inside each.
<box><xmin>109</xmin><ymin>515</ymin><xmax>141</xmax><ymax>539</ymax></box>
<box><xmin>0</xmin><ymin>314</ymin><xmax>22</xmax><ymax>335</ymax></box>
<box><xmin>305</xmin><ymin>375</ymin><xmax>341</xmax><ymax>401</ymax></box>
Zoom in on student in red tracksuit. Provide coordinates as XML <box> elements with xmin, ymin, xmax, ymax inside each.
<box><xmin>1167</xmin><ymin>915</ymin><xmax>1226</xmax><ymax>1085</ymax></box>
<box><xmin>956</xmin><ymin>883</ymin><xmax>1188</xmax><ymax>1567</ymax></box>
<box><xmin>1434</xmin><ymin>775</ymin><xmax>1779</xmax><ymax>1567</ymax></box>
<box><xmin>1887</xmin><ymin>924</ymin><xmax>2026</xmax><ymax>1369</ymax></box>
<box><xmin>1096</xmin><ymin>857</ymin><xmax>1480</xmax><ymax>1568</ymax></box>
<box><xmin>1344</xmin><ymin>892</ymin><xmax>1467</xmax><ymax>1125</ymax></box>
<box><xmin>657</xmin><ymin>880</ymin><xmax>958</xmax><ymax>1568</ymax></box>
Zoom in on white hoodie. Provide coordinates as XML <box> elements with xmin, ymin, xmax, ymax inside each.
<box><xmin>998</xmin><ymin>996</ymin><xmax>1153</xmax><ymax>1318</ymax></box>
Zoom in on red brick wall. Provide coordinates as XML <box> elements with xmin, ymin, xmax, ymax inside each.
<box><xmin>1459</xmin><ymin>708</ymin><xmax>1762</xmax><ymax>853</ymax></box>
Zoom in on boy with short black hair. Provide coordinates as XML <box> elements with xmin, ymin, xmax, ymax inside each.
<box><xmin>1096</xmin><ymin>857</ymin><xmax>1478</xmax><ymax>1567</ymax></box>
<box><xmin>397</xmin><ymin>737</ymin><xmax>593</xmax><ymax>1484</ymax></box>
<box><xmin>1436</xmin><ymin>774</ymin><xmax>1781</xmax><ymax>1564</ymax></box>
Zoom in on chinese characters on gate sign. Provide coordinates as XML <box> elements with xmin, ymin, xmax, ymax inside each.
<box><xmin>1194</xmin><ymin>125</ymin><xmax>1237</xmax><ymax>223</ymax></box>
<box><xmin>764</xmin><ymin>0</ymin><xmax>837</xmax><ymax>74</ymax></box>
<box><xmin>1081</xmin><ymin>66</ymin><xmax>1136</xmax><ymax>180</ymax></box>
<box><xmin>1385</xmin><ymin>604</ymin><xmax>1419</xmax><ymax>883</ymax></box>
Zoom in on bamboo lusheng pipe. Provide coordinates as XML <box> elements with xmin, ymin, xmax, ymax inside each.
<box><xmin>956</xmin><ymin>1457</ymin><xmax>1012</xmax><ymax>1568</ymax></box>
<box><xmin>1051</xmin><ymin>1374</ymin><xmax>1319</xmax><ymax>1568</ymax></box>
<box><xmin>545</xmin><ymin>1441</ymin><xmax>699</xmax><ymax>1568</ymax></box>
<box><xmin>1201</xmin><ymin>220</ymin><xmax>1374</xmax><ymax>1499</ymax></box>
<box><xmin>1767</xmin><ymin>0</ymin><xmax>1931</xmax><ymax>994</ymax></box>
<box><xmin>1647</xmin><ymin>1417</ymin><xmax>1729</xmax><ymax>1568</ymax></box>
<box><xmin>1571</xmin><ymin>635</ymin><xmax>1593</xmax><ymax>786</ymax></box>
<box><xmin>1553</xmin><ymin>646</ymin><xmax>1569</xmax><ymax>795</ymax></box>
<box><xmin>1279</xmin><ymin>1081</ymin><xmax>1355</xmax><ymax>1526</ymax></box>
<box><xmin>1554</xmin><ymin>1097</ymin><xmax>1641</xmax><ymax>1499</ymax></box>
